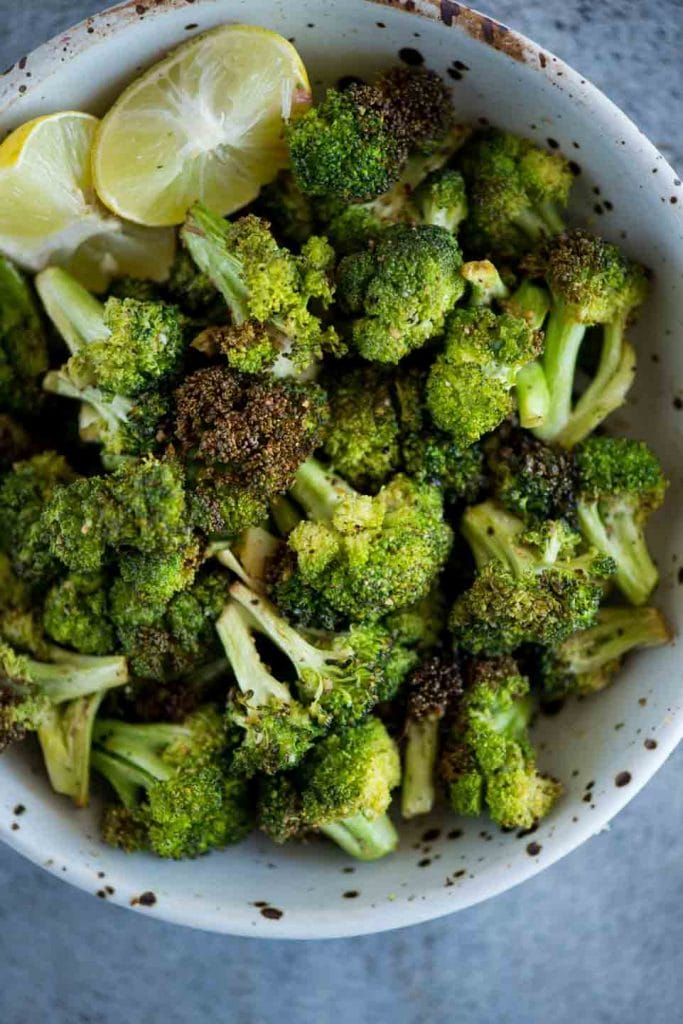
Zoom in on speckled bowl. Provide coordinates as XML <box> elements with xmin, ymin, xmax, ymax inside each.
<box><xmin>0</xmin><ymin>0</ymin><xmax>681</xmax><ymax>939</ymax></box>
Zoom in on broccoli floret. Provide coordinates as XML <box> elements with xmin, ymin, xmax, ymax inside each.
<box><xmin>288</xmin><ymin>459</ymin><xmax>452</xmax><ymax>622</ymax></box>
<box><xmin>43</xmin><ymin>573</ymin><xmax>115</xmax><ymax>655</ymax></box>
<box><xmin>540</xmin><ymin>605</ymin><xmax>671</xmax><ymax>698</ymax></box>
<box><xmin>300</xmin><ymin>717</ymin><xmax>401</xmax><ymax>860</ymax></box>
<box><xmin>230</xmin><ymin>580</ymin><xmax>399</xmax><ymax>727</ymax></box>
<box><xmin>42</xmin><ymin>457</ymin><xmax>188</xmax><ymax>574</ymax></box>
<box><xmin>401</xmin><ymin>656</ymin><xmax>463</xmax><ymax>819</ymax></box>
<box><xmin>0</xmin><ymin>638</ymin><xmax>128</xmax><ymax>803</ymax></box>
<box><xmin>411</xmin><ymin>168</ymin><xmax>468</xmax><ymax>233</ymax></box>
<box><xmin>486</xmin><ymin>424</ymin><xmax>577</xmax><ymax>526</ymax></box>
<box><xmin>172</xmin><ymin>365</ymin><xmax>328</xmax><ymax>535</ymax></box>
<box><xmin>164</xmin><ymin>248</ymin><xmax>222</xmax><ymax>319</ymax></box>
<box><xmin>337</xmin><ymin>223</ymin><xmax>464</xmax><ymax>363</ymax></box>
<box><xmin>269</xmin><ymin>549</ymin><xmax>347</xmax><ymax>632</ymax></box>
<box><xmin>92</xmin><ymin>706</ymin><xmax>252</xmax><ymax>858</ymax></box>
<box><xmin>323</xmin><ymin>366</ymin><xmax>401</xmax><ymax>492</ymax></box>
<box><xmin>459</xmin><ymin>130</ymin><xmax>572</xmax><ymax>260</ymax></box>
<box><xmin>36</xmin><ymin>266</ymin><xmax>185</xmax><ymax>397</ymax></box>
<box><xmin>215</xmin><ymin>600</ymin><xmax>323</xmax><ymax>776</ymax></box>
<box><xmin>0</xmin><ymin>255</ymin><xmax>49</xmax><ymax>415</ymax></box>
<box><xmin>450</xmin><ymin>501</ymin><xmax>615</xmax><ymax>653</ymax></box>
<box><xmin>182</xmin><ymin>205</ymin><xmax>340</xmax><ymax>374</ymax></box>
<box><xmin>112</xmin><ymin>566</ymin><xmax>229</xmax><ymax>683</ymax></box>
<box><xmin>0</xmin><ymin>451</ymin><xmax>77</xmax><ymax>582</ymax></box>
<box><xmin>440</xmin><ymin>657</ymin><xmax>561</xmax><ymax>828</ymax></box>
<box><xmin>521</xmin><ymin>230</ymin><xmax>648</xmax><ymax>446</ymax></box>
<box><xmin>575</xmin><ymin>437</ymin><xmax>666</xmax><ymax>605</ymax></box>
<box><xmin>426</xmin><ymin>305</ymin><xmax>542</xmax><ymax>447</ymax></box>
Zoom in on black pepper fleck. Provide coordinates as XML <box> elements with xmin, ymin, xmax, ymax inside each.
<box><xmin>454</xmin><ymin>869</ymin><xmax>466</xmax><ymax>878</ymax></box>
<box><xmin>342</xmin><ymin>866</ymin><xmax>355</xmax><ymax>874</ymax></box>
<box><xmin>526</xmin><ymin>841</ymin><xmax>542</xmax><ymax>856</ymax></box>
<box><xmin>448</xmin><ymin>828</ymin><xmax>463</xmax><ymax>840</ymax></box>
<box><xmin>422</xmin><ymin>827</ymin><xmax>441</xmax><ymax>842</ymax></box>
<box><xmin>96</xmin><ymin>889</ymin><xmax>106</xmax><ymax>899</ymax></box>
<box><xmin>418</xmin><ymin>858</ymin><xmax>431</xmax><ymax>867</ymax></box>
<box><xmin>615</xmin><ymin>771</ymin><xmax>632</xmax><ymax>788</ymax></box>
<box><xmin>13</xmin><ymin>804</ymin><xmax>25</xmax><ymax>815</ymax></box>
<box><xmin>546</xmin><ymin>137</ymin><xmax>559</xmax><ymax>149</ymax></box>
<box><xmin>398</xmin><ymin>47</ymin><xmax>424</xmax><ymax>66</ymax></box>
<box><xmin>674</xmin><ymin>397</ymin><xmax>683</xmax><ymax>411</ymax></box>
<box><xmin>261</xmin><ymin>907</ymin><xmax>283</xmax><ymax>920</ymax></box>
<box><xmin>343</xmin><ymin>890</ymin><xmax>359</xmax><ymax>898</ymax></box>
<box><xmin>10</xmin><ymin>822</ymin><xmax>19</xmax><ymax>830</ymax></box>
<box><xmin>137</xmin><ymin>891</ymin><xmax>157</xmax><ymax>907</ymax></box>
<box><xmin>644</xmin><ymin>738</ymin><xmax>657</xmax><ymax>750</ymax></box>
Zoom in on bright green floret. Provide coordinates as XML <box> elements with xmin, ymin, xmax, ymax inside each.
<box><xmin>0</xmin><ymin>451</ymin><xmax>77</xmax><ymax>582</ymax></box>
<box><xmin>0</xmin><ymin>255</ymin><xmax>49</xmax><ymax>415</ymax></box>
<box><xmin>575</xmin><ymin>436</ymin><xmax>667</xmax><ymax>605</ymax></box>
<box><xmin>43</xmin><ymin>573</ymin><xmax>115</xmax><ymax>655</ymax></box>
<box><xmin>522</xmin><ymin>230</ymin><xmax>648</xmax><ymax>446</ymax></box>
<box><xmin>93</xmin><ymin>706</ymin><xmax>252</xmax><ymax>858</ymax></box>
<box><xmin>450</xmin><ymin>500</ymin><xmax>615</xmax><ymax>653</ymax></box>
<box><xmin>440</xmin><ymin>657</ymin><xmax>561</xmax><ymax>829</ymax></box>
<box><xmin>459</xmin><ymin>130</ymin><xmax>572</xmax><ymax>260</ymax></box>
<box><xmin>336</xmin><ymin>223</ymin><xmax>464</xmax><ymax>363</ymax></box>
<box><xmin>411</xmin><ymin>168</ymin><xmax>468</xmax><ymax>233</ymax></box>
<box><xmin>426</xmin><ymin>305</ymin><xmax>542</xmax><ymax>448</ymax></box>
<box><xmin>36</xmin><ymin>266</ymin><xmax>185</xmax><ymax>397</ymax></box>
<box><xmin>540</xmin><ymin>606</ymin><xmax>671</xmax><ymax>699</ymax></box>
<box><xmin>288</xmin><ymin>459</ymin><xmax>453</xmax><ymax>622</ymax></box>
<box><xmin>182</xmin><ymin>205</ymin><xmax>340</xmax><ymax>374</ymax></box>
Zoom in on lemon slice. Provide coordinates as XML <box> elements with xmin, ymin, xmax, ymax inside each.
<box><xmin>0</xmin><ymin>110</ymin><xmax>175</xmax><ymax>287</ymax></box>
<box><xmin>92</xmin><ymin>25</ymin><xmax>312</xmax><ymax>227</ymax></box>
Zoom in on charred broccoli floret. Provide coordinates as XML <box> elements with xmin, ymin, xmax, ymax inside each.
<box><xmin>182</xmin><ymin>205</ymin><xmax>339</xmax><ymax>374</ymax></box>
<box><xmin>575</xmin><ymin>436</ymin><xmax>667</xmax><ymax>605</ymax></box>
<box><xmin>0</xmin><ymin>255</ymin><xmax>49</xmax><ymax>415</ymax></box>
<box><xmin>43</xmin><ymin>573</ymin><xmax>115</xmax><ymax>655</ymax></box>
<box><xmin>459</xmin><ymin>130</ymin><xmax>572</xmax><ymax>260</ymax></box>
<box><xmin>426</xmin><ymin>305</ymin><xmax>542</xmax><ymax>448</ymax></box>
<box><xmin>540</xmin><ymin>606</ymin><xmax>671</xmax><ymax>698</ymax></box>
<box><xmin>450</xmin><ymin>501</ymin><xmax>615</xmax><ymax>653</ymax></box>
<box><xmin>287</xmin><ymin>459</ymin><xmax>452</xmax><ymax>622</ymax></box>
<box><xmin>337</xmin><ymin>223</ymin><xmax>464</xmax><ymax>363</ymax></box>
<box><xmin>440</xmin><ymin>657</ymin><xmax>561</xmax><ymax>828</ymax></box>
<box><xmin>486</xmin><ymin>424</ymin><xmax>577</xmax><ymax>526</ymax></box>
<box><xmin>401</xmin><ymin>656</ymin><xmax>462</xmax><ymax>819</ymax></box>
<box><xmin>522</xmin><ymin>230</ymin><xmax>648</xmax><ymax>446</ymax></box>
<box><xmin>93</xmin><ymin>706</ymin><xmax>251</xmax><ymax>858</ymax></box>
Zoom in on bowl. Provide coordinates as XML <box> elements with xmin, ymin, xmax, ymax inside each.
<box><xmin>0</xmin><ymin>0</ymin><xmax>681</xmax><ymax>940</ymax></box>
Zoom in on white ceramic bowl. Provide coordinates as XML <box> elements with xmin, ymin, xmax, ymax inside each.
<box><xmin>0</xmin><ymin>0</ymin><xmax>681</xmax><ymax>940</ymax></box>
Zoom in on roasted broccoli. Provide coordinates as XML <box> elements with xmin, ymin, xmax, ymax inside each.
<box><xmin>522</xmin><ymin>230</ymin><xmax>648</xmax><ymax>446</ymax></box>
<box><xmin>411</xmin><ymin>168</ymin><xmax>468</xmax><ymax>233</ymax></box>
<box><xmin>575</xmin><ymin>436</ymin><xmax>666</xmax><ymax>605</ymax></box>
<box><xmin>182</xmin><ymin>205</ymin><xmax>340</xmax><ymax>374</ymax></box>
<box><xmin>43</xmin><ymin>573</ymin><xmax>115</xmax><ymax>655</ymax></box>
<box><xmin>336</xmin><ymin>223</ymin><xmax>464</xmax><ymax>363</ymax></box>
<box><xmin>426</xmin><ymin>304</ymin><xmax>542</xmax><ymax>447</ymax></box>
<box><xmin>450</xmin><ymin>501</ymin><xmax>615</xmax><ymax>653</ymax></box>
<box><xmin>287</xmin><ymin>459</ymin><xmax>453</xmax><ymax>621</ymax></box>
<box><xmin>0</xmin><ymin>255</ymin><xmax>49</xmax><ymax>415</ymax></box>
<box><xmin>440</xmin><ymin>657</ymin><xmax>561</xmax><ymax>828</ymax></box>
<box><xmin>401</xmin><ymin>656</ymin><xmax>463</xmax><ymax>819</ymax></box>
<box><xmin>486</xmin><ymin>424</ymin><xmax>577</xmax><ymax>526</ymax></box>
<box><xmin>93</xmin><ymin>706</ymin><xmax>252</xmax><ymax>858</ymax></box>
<box><xmin>459</xmin><ymin>130</ymin><xmax>572</xmax><ymax>260</ymax></box>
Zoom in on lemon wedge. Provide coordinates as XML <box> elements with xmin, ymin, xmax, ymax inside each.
<box><xmin>0</xmin><ymin>110</ymin><xmax>175</xmax><ymax>287</ymax></box>
<box><xmin>92</xmin><ymin>25</ymin><xmax>311</xmax><ymax>227</ymax></box>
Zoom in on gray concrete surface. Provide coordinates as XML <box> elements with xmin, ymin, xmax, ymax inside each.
<box><xmin>0</xmin><ymin>2</ymin><xmax>681</xmax><ymax>1022</ymax></box>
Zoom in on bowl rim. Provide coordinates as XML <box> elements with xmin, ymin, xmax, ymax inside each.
<box><xmin>0</xmin><ymin>0</ymin><xmax>681</xmax><ymax>939</ymax></box>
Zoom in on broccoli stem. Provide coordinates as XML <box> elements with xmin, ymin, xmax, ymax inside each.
<box><xmin>537</xmin><ymin>200</ymin><xmax>566</xmax><ymax>235</ymax></box>
<box><xmin>401</xmin><ymin>716</ymin><xmax>440</xmax><ymax>818</ymax></box>
<box><xmin>216</xmin><ymin>602</ymin><xmax>292</xmax><ymax>705</ymax></box>
<box><xmin>29</xmin><ymin>649</ymin><xmax>129</xmax><ymax>703</ymax></box>
<box><xmin>577</xmin><ymin>498</ymin><xmax>658</xmax><ymax>605</ymax></box>
<box><xmin>271</xmin><ymin>495</ymin><xmax>303</xmax><ymax>536</ymax></box>
<box><xmin>533</xmin><ymin>309</ymin><xmax>586</xmax><ymax>441</ymax></box>
<box><xmin>37</xmin><ymin>691</ymin><xmax>106</xmax><ymax>806</ymax></box>
<box><xmin>557</xmin><ymin>338</ymin><xmax>636</xmax><ymax>448</ymax></box>
<box><xmin>42</xmin><ymin>371</ymin><xmax>133</xmax><ymax>433</ymax></box>
<box><xmin>290</xmin><ymin>459</ymin><xmax>353</xmax><ymax>522</ymax></box>
<box><xmin>91</xmin><ymin>747</ymin><xmax>153</xmax><ymax>808</ymax></box>
<box><xmin>512</xmin><ymin>207</ymin><xmax>552</xmax><ymax>243</ymax></box>
<box><xmin>506</xmin><ymin>280</ymin><xmax>550</xmax><ymax>330</ymax></box>
<box><xmin>35</xmin><ymin>267</ymin><xmax>106</xmax><ymax>354</ymax></box>
<box><xmin>461</xmin><ymin>502</ymin><xmax>527</xmax><ymax>574</ymax></box>
<box><xmin>182</xmin><ymin>205</ymin><xmax>251</xmax><ymax>322</ymax></box>
<box><xmin>559</xmin><ymin>607</ymin><xmax>671</xmax><ymax>678</ymax></box>
<box><xmin>230</xmin><ymin>581</ymin><xmax>345</xmax><ymax>697</ymax></box>
<box><xmin>93</xmin><ymin>719</ymin><xmax>178</xmax><ymax>780</ymax></box>
<box><xmin>516</xmin><ymin>360</ymin><xmax>551</xmax><ymax>428</ymax></box>
<box><xmin>321</xmin><ymin>812</ymin><xmax>399</xmax><ymax>860</ymax></box>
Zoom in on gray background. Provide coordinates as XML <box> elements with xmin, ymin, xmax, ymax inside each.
<box><xmin>1</xmin><ymin>2</ymin><xmax>682</xmax><ymax>1022</ymax></box>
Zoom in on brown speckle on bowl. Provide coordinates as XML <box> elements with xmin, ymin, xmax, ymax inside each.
<box><xmin>644</xmin><ymin>738</ymin><xmax>658</xmax><ymax>750</ymax></box>
<box><xmin>422</xmin><ymin>827</ymin><xmax>441</xmax><ymax>842</ymax></box>
<box><xmin>343</xmin><ymin>890</ymin><xmax>359</xmax><ymax>899</ymax></box>
<box><xmin>131</xmin><ymin>891</ymin><xmax>157</xmax><ymax>907</ymax></box>
<box><xmin>615</xmin><ymin>771</ymin><xmax>632</xmax><ymax>788</ymax></box>
<box><xmin>260</xmin><ymin>906</ymin><xmax>283</xmax><ymax>920</ymax></box>
<box><xmin>398</xmin><ymin>46</ymin><xmax>424</xmax><ymax>65</ymax></box>
<box><xmin>526</xmin><ymin>841</ymin><xmax>542</xmax><ymax>856</ymax></box>
<box><xmin>13</xmin><ymin>804</ymin><xmax>25</xmax><ymax>816</ymax></box>
<box><xmin>417</xmin><ymin>857</ymin><xmax>431</xmax><ymax>867</ymax></box>
<box><xmin>447</xmin><ymin>828</ymin><xmax>463</xmax><ymax>840</ymax></box>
